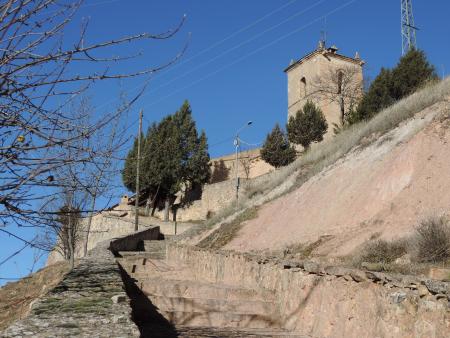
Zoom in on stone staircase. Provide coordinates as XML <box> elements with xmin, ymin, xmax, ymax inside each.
<box><xmin>118</xmin><ymin>240</ymin><xmax>306</xmax><ymax>337</ymax></box>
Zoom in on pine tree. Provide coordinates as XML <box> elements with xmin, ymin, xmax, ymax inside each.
<box><xmin>122</xmin><ymin>100</ymin><xmax>211</xmax><ymax>221</ymax></box>
<box><xmin>391</xmin><ymin>49</ymin><xmax>437</xmax><ymax>99</ymax></box>
<box><xmin>352</xmin><ymin>68</ymin><xmax>395</xmax><ymax>121</ymax></box>
<box><xmin>187</xmin><ymin>130</ymin><xmax>211</xmax><ymax>185</ymax></box>
<box><xmin>261</xmin><ymin>124</ymin><xmax>296</xmax><ymax>168</ymax></box>
<box><xmin>351</xmin><ymin>49</ymin><xmax>436</xmax><ymax>123</ymax></box>
<box><xmin>287</xmin><ymin>100</ymin><xmax>328</xmax><ymax>149</ymax></box>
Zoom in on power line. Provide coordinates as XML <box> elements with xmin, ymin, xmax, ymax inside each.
<box><xmin>93</xmin><ymin>0</ymin><xmax>305</xmax><ymax>112</ymax></box>
<box><xmin>142</xmin><ymin>0</ymin><xmax>359</xmax><ymax>109</ymax></box>
<box><xmin>108</xmin><ymin>1</ymin><xmax>358</xmax><ymax>157</ymax></box>
<box><xmin>159</xmin><ymin>0</ymin><xmax>300</xmax><ymax>75</ymax></box>
<box><xmin>129</xmin><ymin>0</ymin><xmax>328</xmax><ymax>106</ymax></box>
<box><xmin>0</xmin><ymin>242</ymin><xmax>29</xmax><ymax>268</ymax></box>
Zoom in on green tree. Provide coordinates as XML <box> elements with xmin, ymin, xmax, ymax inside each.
<box><xmin>391</xmin><ymin>49</ymin><xmax>437</xmax><ymax>99</ymax></box>
<box><xmin>351</xmin><ymin>68</ymin><xmax>395</xmax><ymax>121</ymax></box>
<box><xmin>351</xmin><ymin>49</ymin><xmax>436</xmax><ymax>123</ymax></box>
<box><xmin>287</xmin><ymin>100</ymin><xmax>328</xmax><ymax>150</ymax></box>
<box><xmin>122</xmin><ymin>100</ymin><xmax>211</xmax><ymax>221</ymax></box>
<box><xmin>261</xmin><ymin>124</ymin><xmax>296</xmax><ymax>168</ymax></box>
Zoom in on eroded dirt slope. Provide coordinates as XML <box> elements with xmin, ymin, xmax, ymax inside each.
<box><xmin>0</xmin><ymin>262</ymin><xmax>68</xmax><ymax>331</ymax></box>
<box><xmin>226</xmin><ymin>101</ymin><xmax>450</xmax><ymax>257</ymax></box>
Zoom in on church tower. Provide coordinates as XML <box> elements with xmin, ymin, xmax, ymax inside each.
<box><xmin>284</xmin><ymin>41</ymin><xmax>365</xmax><ymax>136</ymax></box>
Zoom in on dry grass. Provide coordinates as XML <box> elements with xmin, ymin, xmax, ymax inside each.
<box><xmin>413</xmin><ymin>216</ymin><xmax>450</xmax><ymax>263</ymax></box>
<box><xmin>282</xmin><ymin>235</ymin><xmax>334</xmax><ymax>260</ymax></box>
<box><xmin>348</xmin><ymin>216</ymin><xmax>450</xmax><ymax>275</ymax></box>
<box><xmin>0</xmin><ymin>261</ymin><xmax>69</xmax><ymax>331</ymax></box>
<box><xmin>197</xmin><ymin>207</ymin><xmax>259</xmax><ymax>250</ymax></box>
<box><xmin>358</xmin><ymin>239</ymin><xmax>408</xmax><ymax>265</ymax></box>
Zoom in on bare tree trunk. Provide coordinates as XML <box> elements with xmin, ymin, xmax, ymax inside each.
<box><xmin>83</xmin><ymin>194</ymin><xmax>97</xmax><ymax>257</ymax></box>
<box><xmin>151</xmin><ymin>197</ymin><xmax>158</xmax><ymax>217</ymax></box>
<box><xmin>164</xmin><ymin>198</ymin><xmax>170</xmax><ymax>222</ymax></box>
<box><xmin>67</xmin><ymin>212</ymin><xmax>75</xmax><ymax>271</ymax></box>
<box><xmin>145</xmin><ymin>194</ymin><xmax>152</xmax><ymax>216</ymax></box>
<box><xmin>149</xmin><ymin>185</ymin><xmax>161</xmax><ymax>217</ymax></box>
<box><xmin>340</xmin><ymin>95</ymin><xmax>345</xmax><ymax>125</ymax></box>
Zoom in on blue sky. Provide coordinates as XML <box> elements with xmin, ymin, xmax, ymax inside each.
<box><xmin>1</xmin><ymin>0</ymin><xmax>450</xmax><ymax>284</ymax></box>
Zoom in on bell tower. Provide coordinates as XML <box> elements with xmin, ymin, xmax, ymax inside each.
<box><xmin>284</xmin><ymin>41</ymin><xmax>364</xmax><ymax>136</ymax></box>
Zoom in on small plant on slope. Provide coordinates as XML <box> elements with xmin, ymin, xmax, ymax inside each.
<box><xmin>414</xmin><ymin>216</ymin><xmax>450</xmax><ymax>263</ymax></box>
<box><xmin>287</xmin><ymin>100</ymin><xmax>328</xmax><ymax>150</ymax></box>
<box><xmin>261</xmin><ymin>124</ymin><xmax>296</xmax><ymax>168</ymax></box>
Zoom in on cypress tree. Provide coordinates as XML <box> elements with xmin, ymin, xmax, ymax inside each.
<box><xmin>351</xmin><ymin>49</ymin><xmax>437</xmax><ymax>123</ymax></box>
<box><xmin>287</xmin><ymin>100</ymin><xmax>328</xmax><ymax>150</ymax></box>
<box><xmin>261</xmin><ymin>124</ymin><xmax>296</xmax><ymax>168</ymax></box>
<box><xmin>352</xmin><ymin>68</ymin><xmax>395</xmax><ymax>121</ymax></box>
<box><xmin>122</xmin><ymin>100</ymin><xmax>211</xmax><ymax>221</ymax></box>
<box><xmin>391</xmin><ymin>49</ymin><xmax>437</xmax><ymax>99</ymax></box>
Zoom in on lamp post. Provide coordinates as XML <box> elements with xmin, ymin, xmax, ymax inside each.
<box><xmin>234</xmin><ymin>121</ymin><xmax>252</xmax><ymax>209</ymax></box>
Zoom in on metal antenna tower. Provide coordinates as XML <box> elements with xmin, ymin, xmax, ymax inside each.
<box><xmin>401</xmin><ymin>0</ymin><xmax>418</xmax><ymax>55</ymax></box>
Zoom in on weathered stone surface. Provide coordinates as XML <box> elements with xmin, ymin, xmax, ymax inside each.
<box><xmin>166</xmin><ymin>244</ymin><xmax>450</xmax><ymax>338</ymax></box>
<box><xmin>303</xmin><ymin>261</ymin><xmax>321</xmax><ymax>274</ymax></box>
<box><xmin>424</xmin><ymin>280</ymin><xmax>449</xmax><ymax>295</ymax></box>
<box><xmin>390</xmin><ymin>291</ymin><xmax>407</xmax><ymax>304</ymax></box>
<box><xmin>365</xmin><ymin>271</ymin><xmax>386</xmax><ymax>282</ymax></box>
<box><xmin>349</xmin><ymin>269</ymin><xmax>368</xmax><ymax>282</ymax></box>
<box><xmin>2</xmin><ymin>241</ymin><xmax>139</xmax><ymax>338</ymax></box>
<box><xmin>111</xmin><ymin>293</ymin><xmax>127</xmax><ymax>304</ymax></box>
<box><xmin>417</xmin><ymin>285</ymin><xmax>429</xmax><ymax>297</ymax></box>
<box><xmin>361</xmin><ymin>262</ymin><xmax>384</xmax><ymax>272</ymax></box>
<box><xmin>324</xmin><ymin>266</ymin><xmax>351</xmax><ymax>277</ymax></box>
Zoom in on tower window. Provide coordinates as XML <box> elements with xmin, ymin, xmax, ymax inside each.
<box><xmin>300</xmin><ymin>77</ymin><xmax>307</xmax><ymax>97</ymax></box>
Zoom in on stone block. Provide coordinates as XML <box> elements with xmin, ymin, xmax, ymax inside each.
<box><xmin>304</xmin><ymin>261</ymin><xmax>321</xmax><ymax>274</ymax></box>
<box><xmin>111</xmin><ymin>293</ymin><xmax>127</xmax><ymax>304</ymax></box>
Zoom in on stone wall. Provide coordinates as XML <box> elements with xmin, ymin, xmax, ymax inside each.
<box><xmin>151</xmin><ymin>161</ymin><xmax>280</xmax><ymax>222</ymax></box>
<box><xmin>46</xmin><ymin>213</ymin><xmax>155</xmax><ymax>266</ymax></box>
<box><xmin>166</xmin><ymin>244</ymin><xmax>450</xmax><ymax>338</ymax></box>
<box><xmin>152</xmin><ymin>178</ymin><xmax>249</xmax><ymax>222</ymax></box>
<box><xmin>210</xmin><ymin>148</ymin><xmax>274</xmax><ymax>183</ymax></box>
<box><xmin>109</xmin><ymin>226</ymin><xmax>160</xmax><ymax>254</ymax></box>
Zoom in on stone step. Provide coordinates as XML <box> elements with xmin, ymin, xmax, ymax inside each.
<box><xmin>175</xmin><ymin>326</ymin><xmax>308</xmax><ymax>338</ymax></box>
<box><xmin>145</xmin><ymin>294</ymin><xmax>278</xmax><ymax>316</ymax></box>
<box><xmin>140</xmin><ymin>279</ymin><xmax>276</xmax><ymax>303</ymax></box>
<box><xmin>159</xmin><ymin>309</ymin><xmax>282</xmax><ymax>329</ymax></box>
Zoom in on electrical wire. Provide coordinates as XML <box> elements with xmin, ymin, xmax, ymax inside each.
<box><xmin>124</xmin><ymin>0</ymin><xmax>328</xmax><ymax>108</ymax></box>
<box><xmin>93</xmin><ymin>0</ymin><xmax>305</xmax><ymax>111</ymax></box>
<box><xmin>142</xmin><ymin>0</ymin><xmax>359</xmax><ymax>109</ymax></box>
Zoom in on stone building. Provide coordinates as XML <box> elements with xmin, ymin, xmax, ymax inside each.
<box><xmin>284</xmin><ymin>41</ymin><xmax>365</xmax><ymax>135</ymax></box>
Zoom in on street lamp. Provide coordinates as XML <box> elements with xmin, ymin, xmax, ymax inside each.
<box><xmin>234</xmin><ymin>121</ymin><xmax>252</xmax><ymax>209</ymax></box>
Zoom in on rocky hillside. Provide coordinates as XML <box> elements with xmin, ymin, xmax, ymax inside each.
<box><xmin>0</xmin><ymin>262</ymin><xmax>69</xmax><ymax>331</ymax></box>
<box><xmin>194</xmin><ymin>78</ymin><xmax>450</xmax><ymax>260</ymax></box>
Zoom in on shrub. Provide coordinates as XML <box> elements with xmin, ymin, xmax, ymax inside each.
<box><xmin>287</xmin><ymin>100</ymin><xmax>328</xmax><ymax>149</ymax></box>
<box><xmin>261</xmin><ymin>124</ymin><xmax>296</xmax><ymax>168</ymax></box>
<box><xmin>359</xmin><ymin>239</ymin><xmax>407</xmax><ymax>265</ymax></box>
<box><xmin>414</xmin><ymin>216</ymin><xmax>450</xmax><ymax>263</ymax></box>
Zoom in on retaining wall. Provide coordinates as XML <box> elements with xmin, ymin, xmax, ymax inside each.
<box><xmin>166</xmin><ymin>244</ymin><xmax>450</xmax><ymax>338</ymax></box>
